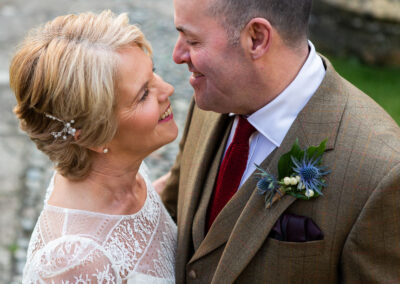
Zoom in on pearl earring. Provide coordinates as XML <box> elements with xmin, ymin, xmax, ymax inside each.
<box><xmin>103</xmin><ymin>148</ymin><xmax>109</xmax><ymax>154</ymax></box>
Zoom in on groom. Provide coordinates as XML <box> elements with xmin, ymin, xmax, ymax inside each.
<box><xmin>160</xmin><ymin>0</ymin><xmax>400</xmax><ymax>282</ymax></box>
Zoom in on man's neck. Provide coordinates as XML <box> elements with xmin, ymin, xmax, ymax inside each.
<box><xmin>261</xmin><ymin>41</ymin><xmax>310</xmax><ymax>108</ymax></box>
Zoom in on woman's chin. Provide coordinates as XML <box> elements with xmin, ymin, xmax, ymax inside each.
<box><xmin>147</xmin><ymin>123</ymin><xmax>179</xmax><ymax>154</ymax></box>
<box><xmin>108</xmin><ymin>121</ymin><xmax>178</xmax><ymax>161</ymax></box>
<box><xmin>160</xmin><ymin>122</ymin><xmax>179</xmax><ymax>146</ymax></box>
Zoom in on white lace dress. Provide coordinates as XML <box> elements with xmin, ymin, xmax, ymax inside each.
<box><xmin>23</xmin><ymin>165</ymin><xmax>177</xmax><ymax>283</ymax></box>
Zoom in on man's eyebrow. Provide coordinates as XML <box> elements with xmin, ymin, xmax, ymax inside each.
<box><xmin>176</xmin><ymin>26</ymin><xmax>195</xmax><ymax>36</ymax></box>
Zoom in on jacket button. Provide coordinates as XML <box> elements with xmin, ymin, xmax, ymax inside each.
<box><xmin>188</xmin><ymin>269</ymin><xmax>197</xmax><ymax>279</ymax></box>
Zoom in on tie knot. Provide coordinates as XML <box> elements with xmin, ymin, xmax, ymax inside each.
<box><xmin>232</xmin><ymin>116</ymin><xmax>256</xmax><ymax>144</ymax></box>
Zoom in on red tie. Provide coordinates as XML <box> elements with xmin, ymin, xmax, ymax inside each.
<box><xmin>206</xmin><ymin>116</ymin><xmax>256</xmax><ymax>232</ymax></box>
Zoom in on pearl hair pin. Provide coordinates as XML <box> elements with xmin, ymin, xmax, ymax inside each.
<box><xmin>45</xmin><ymin>113</ymin><xmax>77</xmax><ymax>140</ymax></box>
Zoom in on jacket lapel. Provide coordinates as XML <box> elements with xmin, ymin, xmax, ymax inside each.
<box><xmin>210</xmin><ymin>58</ymin><xmax>348</xmax><ymax>283</ymax></box>
<box><xmin>192</xmin><ymin>118</ymin><xmax>233</xmax><ymax>250</ymax></box>
<box><xmin>178</xmin><ymin>109</ymin><xmax>232</xmax><ymax>260</ymax></box>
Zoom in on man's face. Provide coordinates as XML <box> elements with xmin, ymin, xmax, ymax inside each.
<box><xmin>172</xmin><ymin>0</ymin><xmax>256</xmax><ymax>114</ymax></box>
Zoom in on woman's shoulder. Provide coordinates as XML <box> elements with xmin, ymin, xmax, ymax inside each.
<box><xmin>38</xmin><ymin>204</ymin><xmax>124</xmax><ymax>240</ymax></box>
<box><xmin>23</xmin><ymin>234</ymin><xmax>118</xmax><ymax>283</ymax></box>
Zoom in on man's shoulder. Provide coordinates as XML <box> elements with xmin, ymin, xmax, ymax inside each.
<box><xmin>315</xmin><ymin>57</ymin><xmax>400</xmax><ymax>190</ymax></box>
<box><xmin>321</xmin><ymin>56</ymin><xmax>400</xmax><ymax>152</ymax></box>
<box><xmin>337</xmin><ymin>73</ymin><xmax>400</xmax><ymax>159</ymax></box>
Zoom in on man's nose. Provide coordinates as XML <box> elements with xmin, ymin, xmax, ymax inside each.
<box><xmin>173</xmin><ymin>38</ymin><xmax>190</xmax><ymax>64</ymax></box>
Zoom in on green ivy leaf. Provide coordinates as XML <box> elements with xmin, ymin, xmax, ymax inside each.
<box><xmin>278</xmin><ymin>139</ymin><xmax>304</xmax><ymax>179</ymax></box>
<box><xmin>287</xmin><ymin>191</ymin><xmax>309</xmax><ymax>200</ymax></box>
<box><xmin>306</xmin><ymin>139</ymin><xmax>327</xmax><ymax>163</ymax></box>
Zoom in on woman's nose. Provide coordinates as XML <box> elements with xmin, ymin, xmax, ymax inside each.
<box><xmin>157</xmin><ymin>75</ymin><xmax>174</xmax><ymax>100</ymax></box>
<box><xmin>164</xmin><ymin>82</ymin><xmax>174</xmax><ymax>98</ymax></box>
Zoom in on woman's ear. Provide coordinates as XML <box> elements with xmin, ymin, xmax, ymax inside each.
<box><xmin>242</xmin><ymin>18</ymin><xmax>272</xmax><ymax>60</ymax></box>
<box><xmin>88</xmin><ymin>146</ymin><xmax>109</xmax><ymax>154</ymax></box>
<box><xmin>74</xmin><ymin>130</ymin><xmax>109</xmax><ymax>154</ymax></box>
<box><xmin>73</xmin><ymin>129</ymin><xmax>81</xmax><ymax>141</ymax></box>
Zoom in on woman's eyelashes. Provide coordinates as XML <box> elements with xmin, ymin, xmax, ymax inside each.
<box><xmin>139</xmin><ymin>68</ymin><xmax>156</xmax><ymax>103</ymax></box>
<box><xmin>139</xmin><ymin>88</ymin><xmax>149</xmax><ymax>102</ymax></box>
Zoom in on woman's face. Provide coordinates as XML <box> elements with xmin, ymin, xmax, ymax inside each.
<box><xmin>108</xmin><ymin>46</ymin><xmax>178</xmax><ymax>159</ymax></box>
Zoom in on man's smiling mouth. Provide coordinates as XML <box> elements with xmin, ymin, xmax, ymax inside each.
<box><xmin>192</xmin><ymin>72</ymin><xmax>204</xmax><ymax>78</ymax></box>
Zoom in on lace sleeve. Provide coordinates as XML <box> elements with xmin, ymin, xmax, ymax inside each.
<box><xmin>23</xmin><ymin>235</ymin><xmax>119</xmax><ymax>283</ymax></box>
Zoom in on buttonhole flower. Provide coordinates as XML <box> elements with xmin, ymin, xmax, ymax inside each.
<box><xmin>255</xmin><ymin>139</ymin><xmax>331</xmax><ymax>208</ymax></box>
<box><xmin>255</xmin><ymin>165</ymin><xmax>283</xmax><ymax>208</ymax></box>
<box><xmin>291</xmin><ymin>154</ymin><xmax>330</xmax><ymax>196</ymax></box>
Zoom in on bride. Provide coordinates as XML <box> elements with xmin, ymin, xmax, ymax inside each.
<box><xmin>9</xmin><ymin>10</ymin><xmax>177</xmax><ymax>283</ymax></box>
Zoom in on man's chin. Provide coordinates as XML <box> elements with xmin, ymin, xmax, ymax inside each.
<box><xmin>193</xmin><ymin>93</ymin><xmax>213</xmax><ymax>111</ymax></box>
<box><xmin>194</xmin><ymin>94</ymin><xmax>228</xmax><ymax>114</ymax></box>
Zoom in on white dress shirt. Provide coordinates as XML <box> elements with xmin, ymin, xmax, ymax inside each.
<box><xmin>224</xmin><ymin>41</ymin><xmax>326</xmax><ymax>189</ymax></box>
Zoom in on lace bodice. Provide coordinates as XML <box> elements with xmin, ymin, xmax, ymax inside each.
<box><xmin>23</xmin><ymin>165</ymin><xmax>177</xmax><ymax>283</ymax></box>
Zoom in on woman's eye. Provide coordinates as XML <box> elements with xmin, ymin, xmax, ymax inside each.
<box><xmin>140</xmin><ymin>88</ymin><xmax>149</xmax><ymax>102</ymax></box>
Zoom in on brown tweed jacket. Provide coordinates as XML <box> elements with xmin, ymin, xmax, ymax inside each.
<box><xmin>162</xmin><ymin>57</ymin><xmax>400</xmax><ymax>283</ymax></box>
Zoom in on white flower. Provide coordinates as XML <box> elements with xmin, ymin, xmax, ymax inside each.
<box><xmin>296</xmin><ymin>176</ymin><xmax>301</xmax><ymax>182</ymax></box>
<box><xmin>290</xmin><ymin>177</ymin><xmax>298</xmax><ymax>185</ymax></box>
<box><xmin>305</xmin><ymin>189</ymin><xmax>314</xmax><ymax>197</ymax></box>
<box><xmin>283</xmin><ymin>177</ymin><xmax>291</xmax><ymax>185</ymax></box>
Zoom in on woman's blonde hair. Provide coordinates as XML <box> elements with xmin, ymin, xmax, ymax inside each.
<box><xmin>9</xmin><ymin>10</ymin><xmax>152</xmax><ymax>180</ymax></box>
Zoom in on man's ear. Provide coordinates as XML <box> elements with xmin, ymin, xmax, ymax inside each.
<box><xmin>243</xmin><ymin>18</ymin><xmax>272</xmax><ymax>60</ymax></box>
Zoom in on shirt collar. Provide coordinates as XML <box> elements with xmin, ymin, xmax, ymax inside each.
<box><xmin>245</xmin><ymin>41</ymin><xmax>326</xmax><ymax>146</ymax></box>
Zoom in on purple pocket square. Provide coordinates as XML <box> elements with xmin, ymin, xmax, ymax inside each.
<box><xmin>269</xmin><ymin>213</ymin><xmax>323</xmax><ymax>242</ymax></box>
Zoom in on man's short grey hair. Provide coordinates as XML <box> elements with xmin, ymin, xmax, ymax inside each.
<box><xmin>208</xmin><ymin>0</ymin><xmax>313</xmax><ymax>47</ymax></box>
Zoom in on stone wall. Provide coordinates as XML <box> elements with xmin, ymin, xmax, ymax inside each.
<box><xmin>323</xmin><ymin>0</ymin><xmax>400</xmax><ymax>21</ymax></box>
<box><xmin>310</xmin><ymin>0</ymin><xmax>400</xmax><ymax>65</ymax></box>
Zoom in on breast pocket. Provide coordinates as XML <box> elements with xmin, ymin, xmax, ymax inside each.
<box><xmin>266</xmin><ymin>237</ymin><xmax>325</xmax><ymax>257</ymax></box>
<box><xmin>263</xmin><ymin>238</ymin><xmax>326</xmax><ymax>282</ymax></box>
<box><xmin>236</xmin><ymin>238</ymin><xmax>329</xmax><ymax>283</ymax></box>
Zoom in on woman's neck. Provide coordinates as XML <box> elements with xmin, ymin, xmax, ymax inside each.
<box><xmin>49</xmin><ymin>157</ymin><xmax>147</xmax><ymax>215</ymax></box>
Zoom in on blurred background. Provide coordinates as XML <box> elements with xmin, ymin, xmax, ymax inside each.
<box><xmin>0</xmin><ymin>0</ymin><xmax>399</xmax><ymax>282</ymax></box>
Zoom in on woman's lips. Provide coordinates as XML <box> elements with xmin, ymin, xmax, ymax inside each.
<box><xmin>159</xmin><ymin>105</ymin><xmax>173</xmax><ymax>122</ymax></box>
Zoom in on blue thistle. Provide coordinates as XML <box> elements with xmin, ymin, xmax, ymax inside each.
<box><xmin>256</xmin><ymin>174</ymin><xmax>278</xmax><ymax>194</ymax></box>
<box><xmin>291</xmin><ymin>154</ymin><xmax>330</xmax><ymax>196</ymax></box>
<box><xmin>257</xmin><ymin>178</ymin><xmax>272</xmax><ymax>193</ymax></box>
<box><xmin>255</xmin><ymin>165</ymin><xmax>282</xmax><ymax>207</ymax></box>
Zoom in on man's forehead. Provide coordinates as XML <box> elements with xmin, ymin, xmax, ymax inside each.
<box><xmin>174</xmin><ymin>0</ymin><xmax>212</xmax><ymax>7</ymax></box>
<box><xmin>174</xmin><ymin>0</ymin><xmax>209</xmax><ymax>33</ymax></box>
<box><xmin>173</xmin><ymin>0</ymin><xmax>212</xmax><ymax>17</ymax></box>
